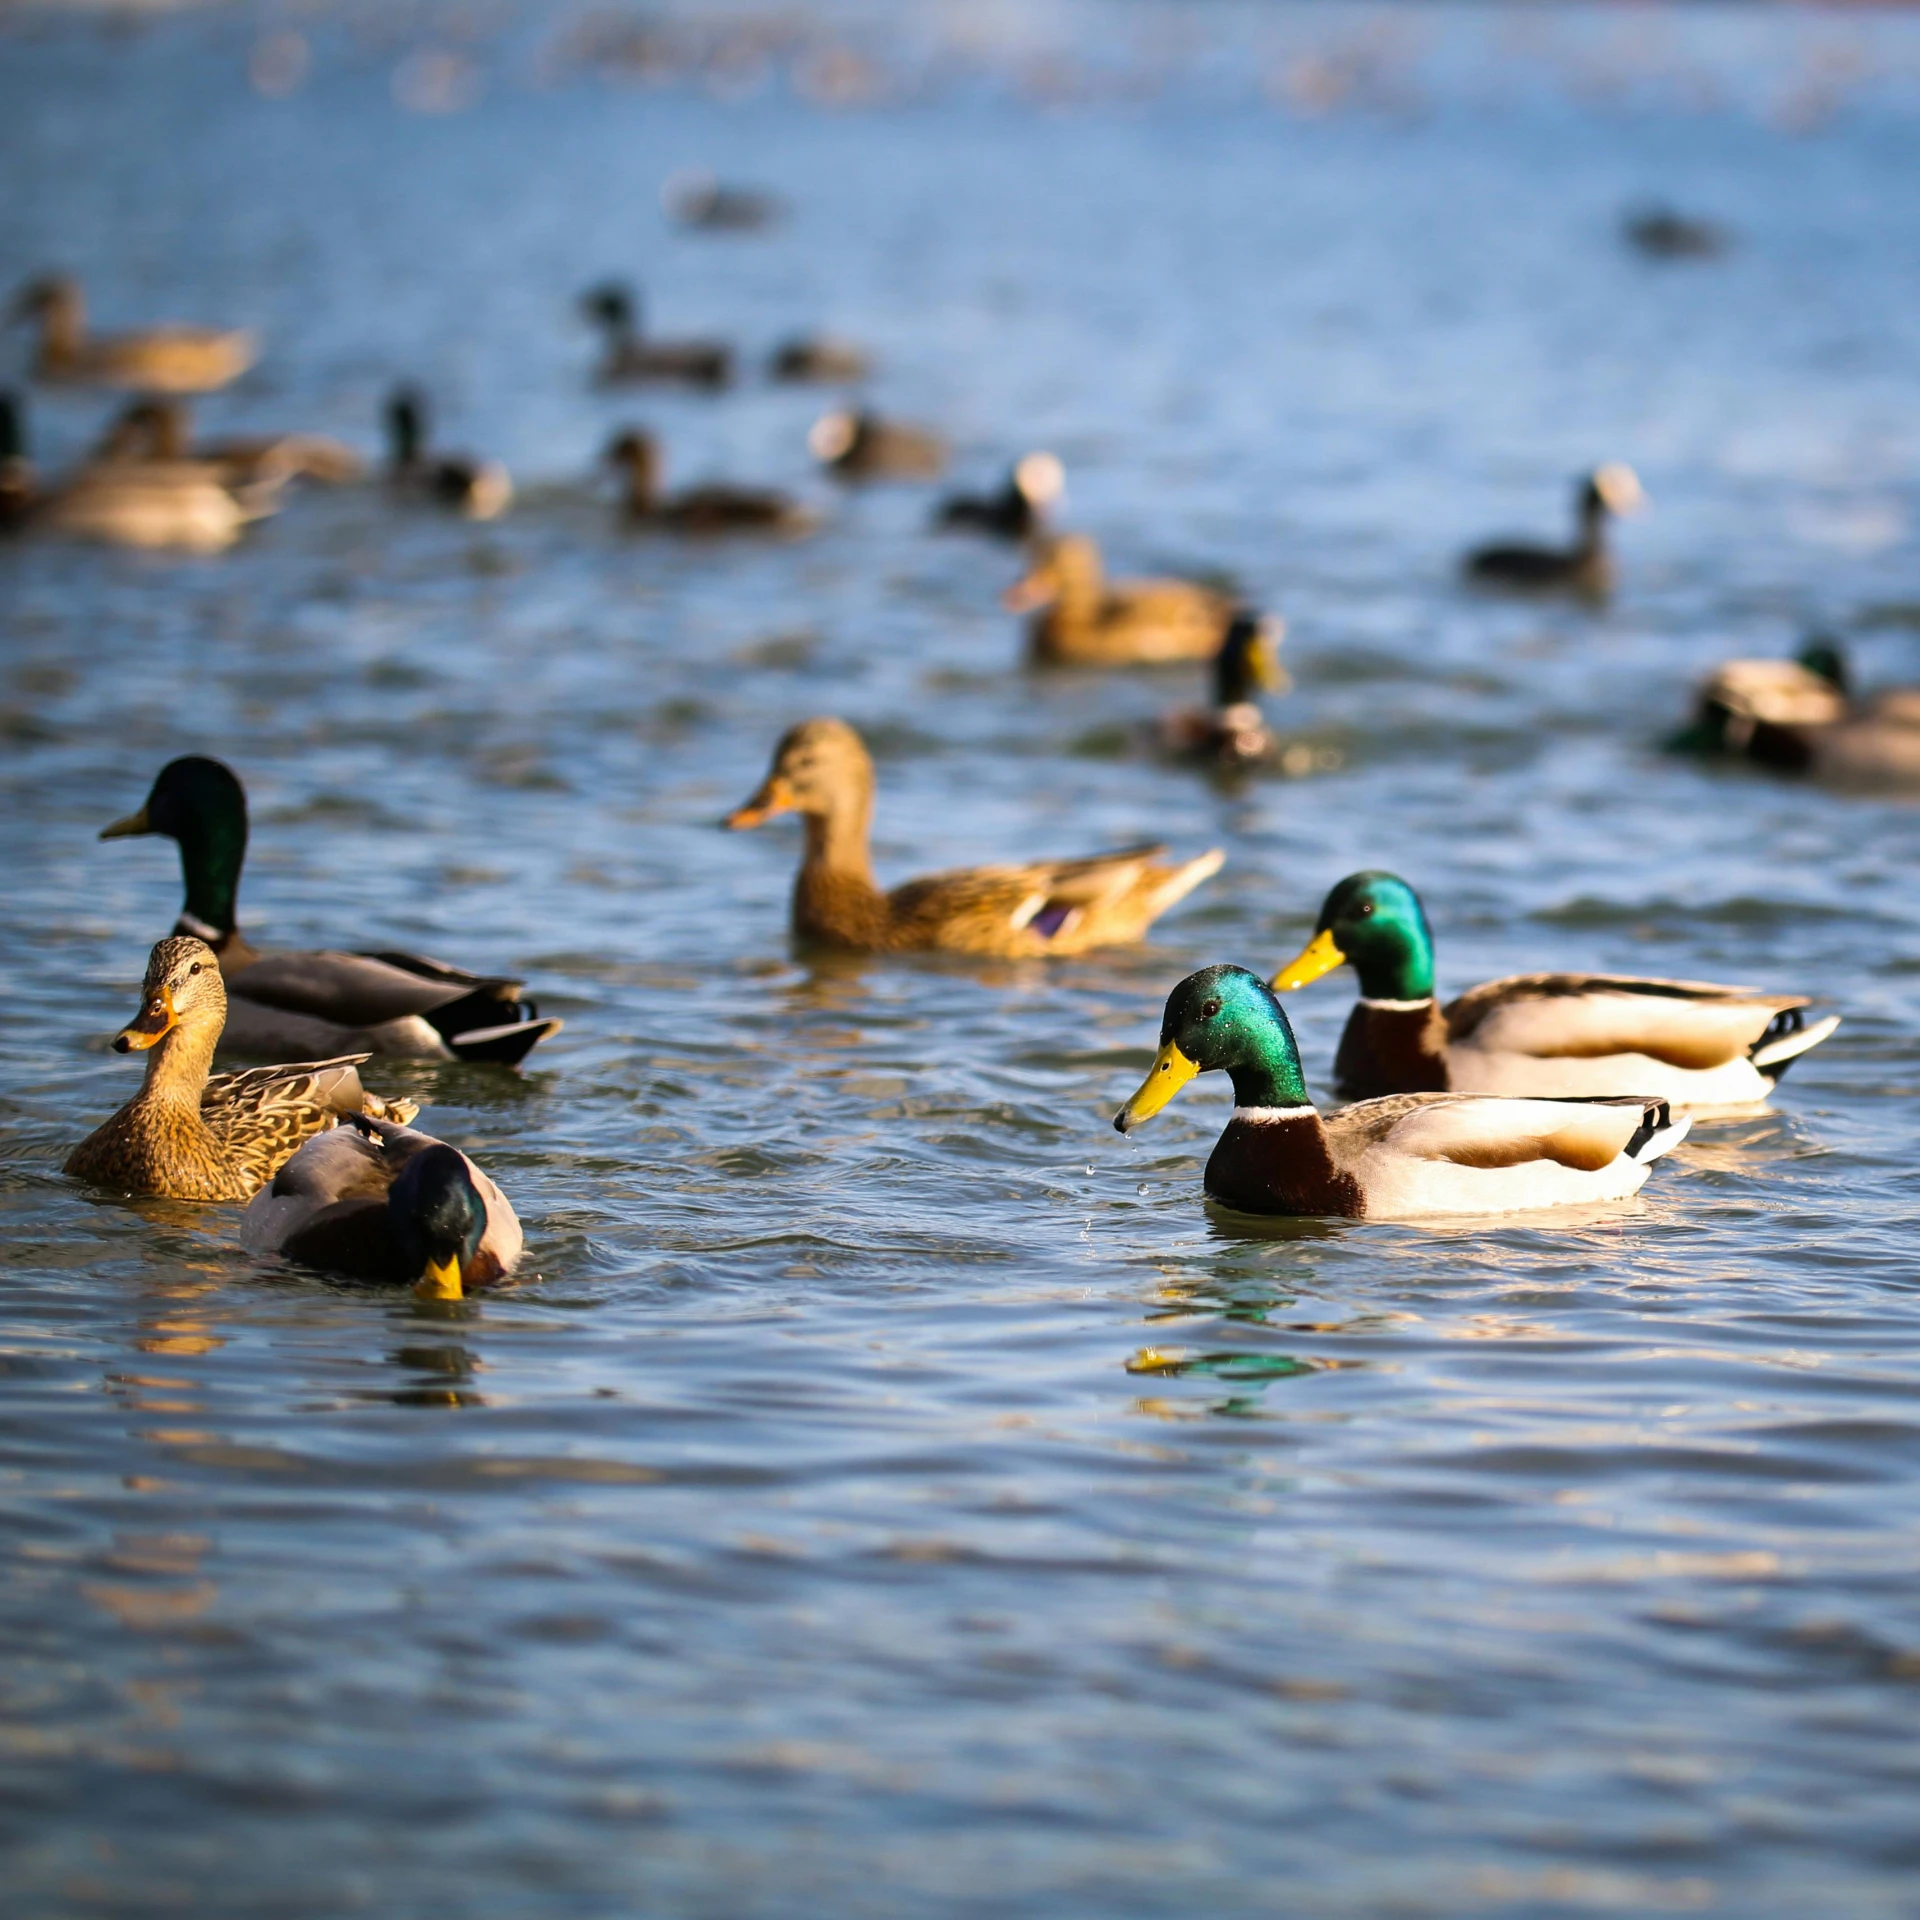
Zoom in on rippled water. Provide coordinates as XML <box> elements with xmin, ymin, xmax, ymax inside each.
<box><xmin>5</xmin><ymin>5</ymin><xmax>1920</xmax><ymax>1914</ymax></box>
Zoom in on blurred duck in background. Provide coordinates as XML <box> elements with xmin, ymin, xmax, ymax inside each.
<box><xmin>604</xmin><ymin>427</ymin><xmax>816</xmax><ymax>536</ymax></box>
<box><xmin>1624</xmin><ymin>205</ymin><xmax>1730</xmax><ymax>260</ymax></box>
<box><xmin>65</xmin><ymin>935</ymin><xmax>417</xmax><ymax>1203</ymax></box>
<box><xmin>9</xmin><ymin>273</ymin><xmax>256</xmax><ymax>392</ymax></box>
<box><xmin>808</xmin><ymin>409</ymin><xmax>946</xmax><ymax>481</ymax></box>
<box><xmin>0</xmin><ymin>389</ymin><xmax>277</xmax><ymax>552</ymax></box>
<box><xmin>1157</xmin><ymin>608</ymin><xmax>1289</xmax><ymax>767</ymax></box>
<box><xmin>768</xmin><ymin>333</ymin><xmax>871</xmax><ymax>384</ymax></box>
<box><xmin>385</xmin><ymin>386</ymin><xmax>511</xmax><ymax>520</ymax></box>
<box><xmin>664</xmin><ymin>170</ymin><xmax>784</xmax><ymax>233</ymax></box>
<box><xmin>1462</xmin><ymin>464</ymin><xmax>1644</xmax><ymax>600</ymax></box>
<box><xmin>725</xmin><ymin>717</ymin><xmax>1223</xmax><ymax>957</ymax></box>
<box><xmin>1006</xmin><ymin>532</ymin><xmax>1234</xmax><ymax>666</ymax></box>
<box><xmin>96</xmin><ymin>397</ymin><xmax>361</xmax><ymax>488</ymax></box>
<box><xmin>243</xmin><ymin>1113</ymin><xmax>522</xmax><ymax>1299</ymax></box>
<box><xmin>100</xmin><ymin>756</ymin><xmax>562</xmax><ymax>1065</ymax></box>
<box><xmin>934</xmin><ymin>452</ymin><xmax>1064</xmax><ymax>541</ymax></box>
<box><xmin>580</xmin><ymin>280</ymin><xmax>732</xmax><ymax>389</ymax></box>
<box><xmin>1674</xmin><ymin>638</ymin><xmax>1920</xmax><ymax>787</ymax></box>
<box><xmin>1272</xmin><ymin>870</ymin><xmax>1838</xmax><ymax>1111</ymax></box>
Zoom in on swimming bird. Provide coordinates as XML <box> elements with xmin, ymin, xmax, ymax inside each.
<box><xmin>725</xmin><ymin>717</ymin><xmax>1223</xmax><ymax>956</ymax></box>
<box><xmin>97</xmin><ymin>397</ymin><xmax>362</xmax><ymax>487</ymax></box>
<box><xmin>65</xmin><ymin>936</ymin><xmax>417</xmax><ymax>1202</ymax></box>
<box><xmin>1272</xmin><ymin>871</ymin><xmax>1837</xmax><ymax>1112</ymax></box>
<box><xmin>1462</xmin><ymin>465</ymin><xmax>1644</xmax><ymax>599</ymax></box>
<box><xmin>768</xmin><ymin>335</ymin><xmax>871</xmax><ymax>384</ymax></box>
<box><xmin>0</xmin><ymin>389</ymin><xmax>278</xmax><ymax>553</ymax></box>
<box><xmin>10</xmin><ymin>274</ymin><xmax>256</xmax><ymax>392</ymax></box>
<box><xmin>243</xmin><ymin>1113</ymin><xmax>521</xmax><ymax>1298</ymax></box>
<box><xmin>1157</xmin><ymin>609</ymin><xmax>1289</xmax><ymax>766</ymax></box>
<box><xmin>604</xmin><ymin>427</ymin><xmax>815</xmax><ymax>535</ymax></box>
<box><xmin>100</xmin><ymin>756</ymin><xmax>562</xmax><ymax>1065</ymax></box>
<box><xmin>1624</xmin><ymin>206</ymin><xmax>1729</xmax><ymax>260</ymax></box>
<box><xmin>1006</xmin><ymin>533</ymin><xmax>1234</xmax><ymax>666</ymax></box>
<box><xmin>580</xmin><ymin>281</ymin><xmax>732</xmax><ymax>389</ymax></box>
<box><xmin>386</xmin><ymin>387</ymin><xmax>511</xmax><ymax>520</ymax></box>
<box><xmin>808</xmin><ymin>410</ymin><xmax>946</xmax><ymax>481</ymax></box>
<box><xmin>664</xmin><ymin>171</ymin><xmax>784</xmax><ymax>233</ymax></box>
<box><xmin>1114</xmin><ymin>964</ymin><xmax>1690</xmax><ymax>1220</ymax></box>
<box><xmin>934</xmin><ymin>452</ymin><xmax>1064</xmax><ymax>541</ymax></box>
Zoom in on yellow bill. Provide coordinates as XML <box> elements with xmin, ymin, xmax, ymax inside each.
<box><xmin>1273</xmin><ymin>928</ymin><xmax>1346</xmax><ymax>992</ymax></box>
<box><xmin>414</xmin><ymin>1252</ymin><xmax>464</xmax><ymax>1301</ymax></box>
<box><xmin>1113</xmin><ymin>1040</ymin><xmax>1201</xmax><ymax>1133</ymax></box>
<box><xmin>100</xmin><ymin>805</ymin><xmax>153</xmax><ymax>841</ymax></box>
<box><xmin>113</xmin><ymin>983</ymin><xmax>177</xmax><ymax>1052</ymax></box>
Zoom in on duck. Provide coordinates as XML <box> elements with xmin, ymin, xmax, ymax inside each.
<box><xmin>808</xmin><ymin>409</ymin><xmax>946</xmax><ymax>482</ymax></box>
<box><xmin>768</xmin><ymin>334</ymin><xmax>871</xmax><ymax>384</ymax></box>
<box><xmin>1157</xmin><ymin>609</ymin><xmax>1289</xmax><ymax>766</ymax></box>
<box><xmin>1272</xmin><ymin>871</ymin><xmax>1838</xmax><ymax>1112</ymax></box>
<box><xmin>933</xmin><ymin>452</ymin><xmax>1064</xmax><ymax>541</ymax></box>
<box><xmin>1624</xmin><ymin>205</ymin><xmax>1729</xmax><ymax>260</ymax></box>
<box><xmin>242</xmin><ymin>1113</ymin><xmax>521</xmax><ymax>1298</ymax></box>
<box><xmin>65</xmin><ymin>936</ymin><xmax>418</xmax><ymax>1202</ymax></box>
<box><xmin>579</xmin><ymin>281</ymin><xmax>733</xmax><ymax>389</ymax></box>
<box><xmin>1462</xmin><ymin>465</ymin><xmax>1644</xmax><ymax>599</ymax></box>
<box><xmin>96</xmin><ymin>396</ymin><xmax>362</xmax><ymax>487</ymax></box>
<box><xmin>386</xmin><ymin>387</ymin><xmax>512</xmax><ymax>520</ymax></box>
<box><xmin>604</xmin><ymin>427</ymin><xmax>815</xmax><ymax>535</ymax></box>
<box><xmin>664</xmin><ymin>171</ymin><xmax>784</xmax><ymax>233</ymax></box>
<box><xmin>1005</xmin><ymin>533</ymin><xmax>1234</xmax><ymax>667</ymax></box>
<box><xmin>0</xmin><ymin>389</ymin><xmax>278</xmax><ymax>553</ymax></box>
<box><xmin>1113</xmin><ymin>964</ymin><xmax>1690</xmax><ymax>1220</ymax></box>
<box><xmin>724</xmin><ymin>717</ymin><xmax>1223</xmax><ymax>957</ymax></box>
<box><xmin>99</xmin><ymin>756</ymin><xmax>563</xmax><ymax>1065</ymax></box>
<box><xmin>10</xmin><ymin>275</ymin><xmax>257</xmax><ymax>393</ymax></box>
<box><xmin>1675</xmin><ymin>638</ymin><xmax>1920</xmax><ymax>787</ymax></box>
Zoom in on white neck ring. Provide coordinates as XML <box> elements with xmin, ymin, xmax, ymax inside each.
<box><xmin>1232</xmin><ymin>1104</ymin><xmax>1315</xmax><ymax>1124</ymax></box>
<box><xmin>1358</xmin><ymin>996</ymin><xmax>1433</xmax><ymax>1012</ymax></box>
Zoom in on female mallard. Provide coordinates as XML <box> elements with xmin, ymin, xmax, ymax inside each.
<box><xmin>386</xmin><ymin>387</ymin><xmax>511</xmax><ymax>520</ymax></box>
<box><xmin>65</xmin><ymin>936</ymin><xmax>416</xmax><ymax>1202</ymax></box>
<box><xmin>1006</xmin><ymin>534</ymin><xmax>1234</xmax><ymax>667</ymax></box>
<box><xmin>1462</xmin><ymin>465</ymin><xmax>1644</xmax><ymax>599</ymax></box>
<box><xmin>0</xmin><ymin>390</ymin><xmax>278</xmax><ymax>553</ymax></box>
<box><xmin>934</xmin><ymin>452</ymin><xmax>1064</xmax><ymax>541</ymax></box>
<box><xmin>1157</xmin><ymin>608</ymin><xmax>1289</xmax><ymax>766</ymax></box>
<box><xmin>100</xmin><ymin>756</ymin><xmax>562</xmax><ymax>1065</ymax></box>
<box><xmin>98</xmin><ymin>397</ymin><xmax>362</xmax><ymax>487</ymax></box>
<box><xmin>10</xmin><ymin>275</ymin><xmax>256</xmax><ymax>392</ymax></box>
<box><xmin>604</xmin><ymin>428</ymin><xmax>815</xmax><ymax>535</ymax></box>
<box><xmin>808</xmin><ymin>410</ymin><xmax>946</xmax><ymax>481</ymax></box>
<box><xmin>1114</xmin><ymin>964</ymin><xmax>1690</xmax><ymax>1220</ymax></box>
<box><xmin>243</xmin><ymin>1114</ymin><xmax>521</xmax><ymax>1299</ymax></box>
<box><xmin>580</xmin><ymin>281</ymin><xmax>732</xmax><ymax>390</ymax></box>
<box><xmin>1273</xmin><ymin>872</ymin><xmax>1837</xmax><ymax>1111</ymax></box>
<box><xmin>725</xmin><ymin>717</ymin><xmax>1223</xmax><ymax>957</ymax></box>
<box><xmin>768</xmin><ymin>334</ymin><xmax>871</xmax><ymax>384</ymax></box>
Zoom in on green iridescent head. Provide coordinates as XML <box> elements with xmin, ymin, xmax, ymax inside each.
<box><xmin>1114</xmin><ymin>964</ymin><xmax>1312</xmax><ymax>1131</ymax></box>
<box><xmin>1274</xmin><ymin>871</ymin><xmax>1435</xmax><ymax>1002</ymax></box>
<box><xmin>100</xmin><ymin>755</ymin><xmax>249</xmax><ymax>939</ymax></box>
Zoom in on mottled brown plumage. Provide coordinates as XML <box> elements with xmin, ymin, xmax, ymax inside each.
<box><xmin>1007</xmin><ymin>534</ymin><xmax>1233</xmax><ymax>666</ymax></box>
<box><xmin>12</xmin><ymin>276</ymin><xmax>256</xmax><ymax>393</ymax></box>
<box><xmin>65</xmin><ymin>937</ymin><xmax>416</xmax><ymax>1202</ymax></box>
<box><xmin>725</xmin><ymin>718</ymin><xmax>1223</xmax><ymax>958</ymax></box>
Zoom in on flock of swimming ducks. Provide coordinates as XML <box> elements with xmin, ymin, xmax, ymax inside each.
<box><xmin>15</xmin><ymin>266</ymin><xmax>1871</xmax><ymax>1296</ymax></box>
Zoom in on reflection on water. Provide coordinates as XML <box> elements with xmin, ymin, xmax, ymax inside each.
<box><xmin>4</xmin><ymin>2</ymin><xmax>1920</xmax><ymax>1915</ymax></box>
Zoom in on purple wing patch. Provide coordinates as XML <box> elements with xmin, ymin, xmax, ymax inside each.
<box><xmin>1028</xmin><ymin>902</ymin><xmax>1074</xmax><ymax>939</ymax></box>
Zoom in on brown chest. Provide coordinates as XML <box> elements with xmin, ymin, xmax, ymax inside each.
<box><xmin>1333</xmin><ymin>1001</ymin><xmax>1451</xmax><ymax>1099</ymax></box>
<box><xmin>1204</xmin><ymin>1114</ymin><xmax>1365</xmax><ymax>1219</ymax></box>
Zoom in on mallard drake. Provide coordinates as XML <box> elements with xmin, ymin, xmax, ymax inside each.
<box><xmin>98</xmin><ymin>397</ymin><xmax>362</xmax><ymax>487</ymax></box>
<box><xmin>243</xmin><ymin>1113</ymin><xmax>521</xmax><ymax>1298</ymax></box>
<box><xmin>808</xmin><ymin>410</ymin><xmax>946</xmax><ymax>481</ymax></box>
<box><xmin>100</xmin><ymin>756</ymin><xmax>562</xmax><ymax>1065</ymax></box>
<box><xmin>725</xmin><ymin>717</ymin><xmax>1223</xmax><ymax>956</ymax></box>
<box><xmin>0</xmin><ymin>390</ymin><xmax>277</xmax><ymax>553</ymax></box>
<box><xmin>580</xmin><ymin>281</ymin><xmax>733</xmax><ymax>389</ymax></box>
<box><xmin>1273</xmin><ymin>871</ymin><xmax>1838</xmax><ymax>1112</ymax></box>
<box><xmin>1676</xmin><ymin>639</ymin><xmax>1920</xmax><ymax>787</ymax></box>
<box><xmin>1624</xmin><ymin>206</ymin><xmax>1729</xmax><ymax>260</ymax></box>
<box><xmin>10</xmin><ymin>275</ymin><xmax>256</xmax><ymax>393</ymax></box>
<box><xmin>768</xmin><ymin>334</ymin><xmax>871</xmax><ymax>384</ymax></box>
<box><xmin>1158</xmin><ymin>609</ymin><xmax>1289</xmax><ymax>765</ymax></box>
<box><xmin>386</xmin><ymin>387</ymin><xmax>511</xmax><ymax>520</ymax></box>
<box><xmin>934</xmin><ymin>452</ymin><xmax>1064</xmax><ymax>541</ymax></box>
<box><xmin>1114</xmin><ymin>964</ymin><xmax>1690</xmax><ymax>1220</ymax></box>
<box><xmin>1463</xmin><ymin>465</ymin><xmax>1645</xmax><ymax>599</ymax></box>
<box><xmin>65</xmin><ymin>936</ymin><xmax>417</xmax><ymax>1202</ymax></box>
<box><xmin>664</xmin><ymin>171</ymin><xmax>784</xmax><ymax>232</ymax></box>
<box><xmin>604</xmin><ymin>428</ymin><xmax>816</xmax><ymax>535</ymax></box>
<box><xmin>1006</xmin><ymin>533</ymin><xmax>1233</xmax><ymax>667</ymax></box>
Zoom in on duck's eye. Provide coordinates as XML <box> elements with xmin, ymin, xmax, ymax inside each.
<box><xmin>189</xmin><ymin>962</ymin><xmax>202</xmax><ymax>976</ymax></box>
<box><xmin>1358</xmin><ymin>901</ymin><xmax>1375</xmax><ymax>917</ymax></box>
<box><xmin>1201</xmin><ymin>999</ymin><xmax>1221</xmax><ymax>1020</ymax></box>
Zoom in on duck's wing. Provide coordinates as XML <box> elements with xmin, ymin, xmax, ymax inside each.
<box><xmin>1444</xmin><ymin>973</ymin><xmax>1809</xmax><ymax>1070</ymax></box>
<box><xmin>83</xmin><ymin>328</ymin><xmax>258</xmax><ymax>394</ymax></box>
<box><xmin>240</xmin><ymin>1114</ymin><xmax>427</xmax><ymax>1269</ymax></box>
<box><xmin>1700</xmin><ymin>660</ymin><xmax>1846</xmax><ymax>730</ymax></box>
<box><xmin>201</xmin><ymin>1053</ymin><xmax>414</xmax><ymax>1194</ymax></box>
<box><xmin>1341</xmin><ymin>1092</ymin><xmax>1675</xmax><ymax>1173</ymax></box>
